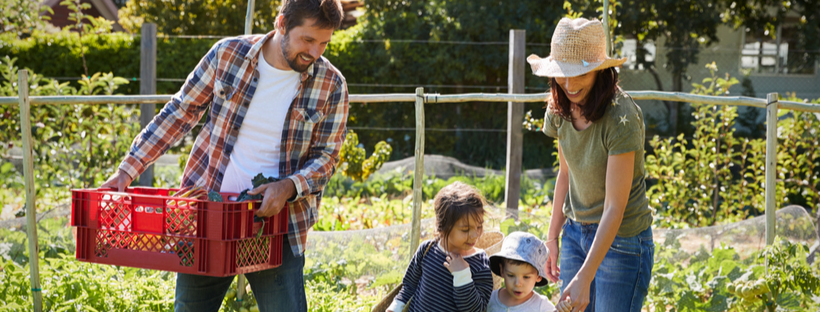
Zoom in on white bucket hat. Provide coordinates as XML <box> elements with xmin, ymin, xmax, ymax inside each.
<box><xmin>527</xmin><ymin>17</ymin><xmax>626</xmax><ymax>78</ymax></box>
<box><xmin>489</xmin><ymin>232</ymin><xmax>550</xmax><ymax>287</ymax></box>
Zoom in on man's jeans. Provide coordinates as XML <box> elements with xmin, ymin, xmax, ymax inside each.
<box><xmin>174</xmin><ymin>236</ymin><xmax>307</xmax><ymax>312</ymax></box>
<box><xmin>559</xmin><ymin>218</ymin><xmax>654</xmax><ymax>312</ymax></box>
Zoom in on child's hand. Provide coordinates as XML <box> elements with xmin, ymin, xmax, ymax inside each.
<box><xmin>443</xmin><ymin>252</ymin><xmax>469</xmax><ymax>273</ymax></box>
<box><xmin>555</xmin><ymin>297</ymin><xmax>572</xmax><ymax>312</ymax></box>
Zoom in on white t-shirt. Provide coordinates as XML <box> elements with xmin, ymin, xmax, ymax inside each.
<box><xmin>487</xmin><ymin>289</ymin><xmax>556</xmax><ymax>312</ymax></box>
<box><xmin>220</xmin><ymin>51</ymin><xmax>301</xmax><ymax>193</ymax></box>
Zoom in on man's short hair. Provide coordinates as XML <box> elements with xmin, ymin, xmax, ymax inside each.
<box><xmin>280</xmin><ymin>0</ymin><xmax>344</xmax><ymax>31</ymax></box>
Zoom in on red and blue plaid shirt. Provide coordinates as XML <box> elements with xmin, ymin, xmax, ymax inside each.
<box><xmin>119</xmin><ymin>31</ymin><xmax>349</xmax><ymax>256</ymax></box>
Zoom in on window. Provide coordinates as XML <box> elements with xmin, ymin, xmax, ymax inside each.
<box><xmin>741</xmin><ymin>19</ymin><xmax>818</xmax><ymax>75</ymax></box>
<box><xmin>619</xmin><ymin>39</ymin><xmax>657</xmax><ymax>70</ymax></box>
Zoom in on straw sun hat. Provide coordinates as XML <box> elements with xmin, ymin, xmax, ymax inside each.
<box><xmin>527</xmin><ymin>17</ymin><xmax>626</xmax><ymax>78</ymax></box>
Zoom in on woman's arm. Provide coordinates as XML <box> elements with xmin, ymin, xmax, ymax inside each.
<box><xmin>560</xmin><ymin>151</ymin><xmax>635</xmax><ymax>312</ymax></box>
<box><xmin>545</xmin><ymin>141</ymin><xmax>569</xmax><ymax>282</ymax></box>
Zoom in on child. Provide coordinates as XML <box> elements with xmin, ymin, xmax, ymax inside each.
<box><xmin>387</xmin><ymin>182</ymin><xmax>494</xmax><ymax>312</ymax></box>
<box><xmin>487</xmin><ymin>232</ymin><xmax>556</xmax><ymax>312</ymax></box>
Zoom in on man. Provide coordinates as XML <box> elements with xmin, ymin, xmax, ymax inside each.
<box><xmin>101</xmin><ymin>0</ymin><xmax>348</xmax><ymax>311</ymax></box>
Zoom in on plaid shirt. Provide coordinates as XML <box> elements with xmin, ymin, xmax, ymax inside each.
<box><xmin>119</xmin><ymin>31</ymin><xmax>349</xmax><ymax>256</ymax></box>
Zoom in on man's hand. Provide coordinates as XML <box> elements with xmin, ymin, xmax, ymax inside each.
<box><xmin>247</xmin><ymin>179</ymin><xmax>296</xmax><ymax>218</ymax></box>
<box><xmin>100</xmin><ymin>169</ymin><xmax>133</xmax><ymax>192</ymax></box>
<box><xmin>443</xmin><ymin>252</ymin><xmax>470</xmax><ymax>273</ymax></box>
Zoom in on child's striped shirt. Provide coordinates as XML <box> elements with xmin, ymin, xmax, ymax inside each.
<box><xmin>390</xmin><ymin>239</ymin><xmax>493</xmax><ymax>312</ymax></box>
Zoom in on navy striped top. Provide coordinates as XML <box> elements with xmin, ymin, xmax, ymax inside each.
<box><xmin>395</xmin><ymin>239</ymin><xmax>493</xmax><ymax>312</ymax></box>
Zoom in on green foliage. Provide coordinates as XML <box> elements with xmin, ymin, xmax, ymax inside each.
<box><xmin>305</xmin><ymin>279</ymin><xmax>376</xmax><ymax>312</ymax></box>
<box><xmin>0</xmin><ymin>218</ymin><xmax>176</xmax><ymax>311</ymax></box>
<box><xmin>645</xmin><ymin>65</ymin><xmax>820</xmax><ymax>228</ymax></box>
<box><xmin>0</xmin><ymin>57</ymin><xmax>140</xmax><ymax>210</ymax></box>
<box><xmin>118</xmin><ymin>0</ymin><xmax>281</xmax><ymax>36</ymax></box>
<box><xmin>0</xmin><ymin>0</ymin><xmax>569</xmax><ymax>169</ymax></box>
<box><xmin>235</xmin><ymin>173</ymin><xmax>282</xmax><ymax>202</ymax></box>
<box><xmin>775</xmin><ymin>92</ymin><xmax>820</xmax><ymax>216</ymax></box>
<box><xmin>322</xmin><ymin>0</ymin><xmax>562</xmax><ymax>169</ymax></box>
<box><xmin>648</xmin><ymin>238</ymin><xmax>820</xmax><ymax>311</ymax></box>
<box><xmin>720</xmin><ymin>0</ymin><xmax>819</xmax><ymax>75</ymax></box>
<box><xmin>339</xmin><ymin>130</ymin><xmax>393</xmax><ymax>182</ymax></box>
<box><xmin>0</xmin><ymin>31</ymin><xmax>218</xmax><ymax>95</ymax></box>
<box><xmin>324</xmin><ymin>170</ymin><xmax>555</xmax><ymax>208</ymax></box>
<box><xmin>0</xmin><ymin>0</ymin><xmax>54</xmax><ymax>37</ymax></box>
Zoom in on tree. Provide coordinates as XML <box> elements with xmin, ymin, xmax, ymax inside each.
<box><xmin>323</xmin><ymin>0</ymin><xmax>567</xmax><ymax>168</ymax></box>
<box><xmin>0</xmin><ymin>0</ymin><xmax>54</xmax><ymax>38</ymax></box>
<box><xmin>568</xmin><ymin>0</ymin><xmax>722</xmax><ymax>134</ymax></box>
<box><xmin>118</xmin><ymin>0</ymin><xmax>281</xmax><ymax>35</ymax></box>
<box><xmin>571</xmin><ymin>0</ymin><xmax>819</xmax><ymax>135</ymax></box>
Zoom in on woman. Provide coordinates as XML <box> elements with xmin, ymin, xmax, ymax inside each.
<box><xmin>528</xmin><ymin>17</ymin><xmax>654</xmax><ymax>312</ymax></box>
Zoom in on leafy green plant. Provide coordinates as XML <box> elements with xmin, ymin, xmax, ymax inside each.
<box><xmin>0</xmin><ymin>0</ymin><xmax>54</xmax><ymax>38</ymax></box>
<box><xmin>645</xmin><ymin>63</ymin><xmax>820</xmax><ymax>228</ymax></box>
<box><xmin>645</xmin><ymin>62</ymin><xmax>749</xmax><ymax>227</ymax></box>
<box><xmin>0</xmin><ymin>57</ymin><xmax>139</xmax><ymax>213</ymax></box>
<box><xmin>117</xmin><ymin>0</ymin><xmax>281</xmax><ymax>36</ymax></box>
<box><xmin>338</xmin><ymin>130</ymin><xmax>393</xmax><ymax>182</ymax></box>
<box><xmin>1</xmin><ymin>217</ymin><xmax>176</xmax><ymax>311</ymax></box>
<box><xmin>647</xmin><ymin>237</ymin><xmax>820</xmax><ymax>312</ymax></box>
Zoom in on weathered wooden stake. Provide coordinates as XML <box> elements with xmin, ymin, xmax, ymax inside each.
<box><xmin>765</xmin><ymin>92</ymin><xmax>779</xmax><ymax>245</ymax></box>
<box><xmin>139</xmin><ymin>23</ymin><xmax>157</xmax><ymax>186</ymax></box>
<box><xmin>237</xmin><ymin>0</ymin><xmax>256</xmax><ymax>301</ymax></box>
<box><xmin>504</xmin><ymin>30</ymin><xmax>525</xmax><ymax>214</ymax></box>
<box><xmin>410</xmin><ymin>87</ymin><xmax>425</xmax><ymax>254</ymax></box>
<box><xmin>19</xmin><ymin>70</ymin><xmax>43</xmax><ymax>312</ymax></box>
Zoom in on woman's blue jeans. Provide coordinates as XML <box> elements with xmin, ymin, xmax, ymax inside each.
<box><xmin>174</xmin><ymin>236</ymin><xmax>307</xmax><ymax>312</ymax></box>
<box><xmin>559</xmin><ymin>218</ymin><xmax>654</xmax><ymax>312</ymax></box>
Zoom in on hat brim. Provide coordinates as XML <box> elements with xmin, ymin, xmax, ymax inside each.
<box><xmin>489</xmin><ymin>254</ymin><xmax>550</xmax><ymax>287</ymax></box>
<box><xmin>527</xmin><ymin>54</ymin><xmax>626</xmax><ymax>78</ymax></box>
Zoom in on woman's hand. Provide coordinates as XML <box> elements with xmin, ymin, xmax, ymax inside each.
<box><xmin>559</xmin><ymin>274</ymin><xmax>593</xmax><ymax>312</ymax></box>
<box><xmin>443</xmin><ymin>252</ymin><xmax>470</xmax><ymax>273</ymax></box>
<box><xmin>545</xmin><ymin>239</ymin><xmax>561</xmax><ymax>283</ymax></box>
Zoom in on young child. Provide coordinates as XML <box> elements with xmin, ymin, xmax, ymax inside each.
<box><xmin>487</xmin><ymin>232</ymin><xmax>556</xmax><ymax>312</ymax></box>
<box><xmin>387</xmin><ymin>182</ymin><xmax>494</xmax><ymax>312</ymax></box>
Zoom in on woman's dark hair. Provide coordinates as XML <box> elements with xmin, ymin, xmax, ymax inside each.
<box><xmin>549</xmin><ymin>67</ymin><xmax>619</xmax><ymax>123</ymax></box>
<box><xmin>280</xmin><ymin>0</ymin><xmax>344</xmax><ymax>32</ymax></box>
<box><xmin>434</xmin><ymin>182</ymin><xmax>487</xmax><ymax>252</ymax></box>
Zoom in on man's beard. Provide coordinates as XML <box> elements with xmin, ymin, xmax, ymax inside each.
<box><xmin>281</xmin><ymin>33</ymin><xmax>314</xmax><ymax>73</ymax></box>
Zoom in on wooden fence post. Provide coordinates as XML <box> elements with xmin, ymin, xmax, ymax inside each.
<box><xmin>237</xmin><ymin>1</ymin><xmax>256</xmax><ymax>302</ymax></box>
<box><xmin>765</xmin><ymin>92</ymin><xmax>779</xmax><ymax>245</ymax></box>
<box><xmin>18</xmin><ymin>70</ymin><xmax>43</xmax><ymax>312</ymax></box>
<box><xmin>603</xmin><ymin>0</ymin><xmax>611</xmax><ymax>56</ymax></box>
<box><xmin>139</xmin><ymin>23</ymin><xmax>157</xmax><ymax>186</ymax></box>
<box><xmin>410</xmin><ymin>87</ymin><xmax>425</xmax><ymax>254</ymax></box>
<box><xmin>505</xmin><ymin>30</ymin><xmax>525</xmax><ymax>215</ymax></box>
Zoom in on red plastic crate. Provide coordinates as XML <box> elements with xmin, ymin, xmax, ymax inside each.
<box><xmin>74</xmin><ymin>227</ymin><xmax>285</xmax><ymax>276</ymax></box>
<box><xmin>71</xmin><ymin>187</ymin><xmax>286</xmax><ymax>240</ymax></box>
<box><xmin>70</xmin><ymin>187</ymin><xmax>290</xmax><ymax>276</ymax></box>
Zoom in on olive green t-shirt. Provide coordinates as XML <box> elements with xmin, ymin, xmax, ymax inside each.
<box><xmin>543</xmin><ymin>90</ymin><xmax>652</xmax><ymax>237</ymax></box>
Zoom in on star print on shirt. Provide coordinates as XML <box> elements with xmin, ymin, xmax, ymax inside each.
<box><xmin>612</xmin><ymin>98</ymin><xmax>620</xmax><ymax>106</ymax></box>
<box><xmin>620</xmin><ymin>115</ymin><xmax>630</xmax><ymax>126</ymax></box>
